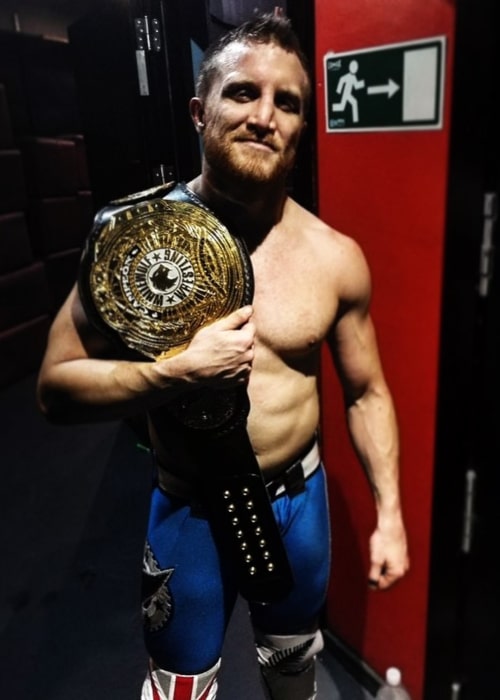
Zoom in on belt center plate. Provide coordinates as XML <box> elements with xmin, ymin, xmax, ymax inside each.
<box><xmin>83</xmin><ymin>198</ymin><xmax>249</xmax><ymax>359</ymax></box>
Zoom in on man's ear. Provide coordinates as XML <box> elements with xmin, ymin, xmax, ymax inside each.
<box><xmin>190</xmin><ymin>97</ymin><xmax>205</xmax><ymax>133</ymax></box>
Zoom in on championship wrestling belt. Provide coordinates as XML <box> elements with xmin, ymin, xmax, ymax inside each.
<box><xmin>78</xmin><ymin>181</ymin><xmax>293</xmax><ymax>603</ymax></box>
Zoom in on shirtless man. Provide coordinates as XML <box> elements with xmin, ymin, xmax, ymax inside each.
<box><xmin>37</xmin><ymin>14</ymin><xmax>409</xmax><ymax>700</ymax></box>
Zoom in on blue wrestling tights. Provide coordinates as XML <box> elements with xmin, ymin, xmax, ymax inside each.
<box><xmin>141</xmin><ymin>464</ymin><xmax>331</xmax><ymax>676</ymax></box>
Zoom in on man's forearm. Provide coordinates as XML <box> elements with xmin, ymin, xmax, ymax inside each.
<box><xmin>345</xmin><ymin>383</ymin><xmax>402</xmax><ymax>515</ymax></box>
<box><xmin>37</xmin><ymin>356</ymin><xmax>186</xmax><ymax>424</ymax></box>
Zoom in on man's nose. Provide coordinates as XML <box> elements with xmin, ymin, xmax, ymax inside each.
<box><xmin>248</xmin><ymin>97</ymin><xmax>276</xmax><ymax>131</ymax></box>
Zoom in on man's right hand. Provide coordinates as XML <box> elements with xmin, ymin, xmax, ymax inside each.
<box><xmin>156</xmin><ymin>306</ymin><xmax>255</xmax><ymax>388</ymax></box>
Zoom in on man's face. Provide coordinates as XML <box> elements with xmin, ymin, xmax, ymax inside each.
<box><xmin>196</xmin><ymin>41</ymin><xmax>309</xmax><ymax>187</ymax></box>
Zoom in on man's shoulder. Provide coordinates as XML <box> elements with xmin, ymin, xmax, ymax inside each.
<box><xmin>287</xmin><ymin>198</ymin><xmax>371</xmax><ymax>301</ymax></box>
<box><xmin>288</xmin><ymin>198</ymin><xmax>363</xmax><ymax>256</ymax></box>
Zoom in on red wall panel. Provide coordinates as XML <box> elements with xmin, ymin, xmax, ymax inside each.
<box><xmin>315</xmin><ymin>2</ymin><xmax>456</xmax><ymax>697</ymax></box>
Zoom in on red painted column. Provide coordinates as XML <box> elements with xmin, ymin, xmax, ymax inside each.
<box><xmin>315</xmin><ymin>2</ymin><xmax>456</xmax><ymax>697</ymax></box>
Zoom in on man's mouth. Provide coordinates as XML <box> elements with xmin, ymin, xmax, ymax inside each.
<box><xmin>235</xmin><ymin>137</ymin><xmax>277</xmax><ymax>152</ymax></box>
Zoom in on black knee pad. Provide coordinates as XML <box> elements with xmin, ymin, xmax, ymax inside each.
<box><xmin>255</xmin><ymin>629</ymin><xmax>324</xmax><ymax>700</ymax></box>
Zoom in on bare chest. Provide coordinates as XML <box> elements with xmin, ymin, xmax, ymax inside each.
<box><xmin>250</xmin><ymin>240</ymin><xmax>338</xmax><ymax>357</ymax></box>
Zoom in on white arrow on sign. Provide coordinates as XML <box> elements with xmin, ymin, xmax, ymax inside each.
<box><xmin>367</xmin><ymin>78</ymin><xmax>400</xmax><ymax>98</ymax></box>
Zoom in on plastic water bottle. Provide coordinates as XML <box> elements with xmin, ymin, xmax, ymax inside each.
<box><xmin>375</xmin><ymin>667</ymin><xmax>411</xmax><ymax>699</ymax></box>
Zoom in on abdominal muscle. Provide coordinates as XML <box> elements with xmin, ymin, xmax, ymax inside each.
<box><xmin>246</xmin><ymin>360</ymin><xmax>320</xmax><ymax>476</ymax></box>
<box><xmin>148</xmin><ymin>347</ymin><xmax>321</xmax><ymax>480</ymax></box>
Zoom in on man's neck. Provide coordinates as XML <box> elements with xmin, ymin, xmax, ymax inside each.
<box><xmin>187</xmin><ymin>171</ymin><xmax>288</xmax><ymax>250</ymax></box>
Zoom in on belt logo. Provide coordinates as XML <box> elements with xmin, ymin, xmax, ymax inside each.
<box><xmin>122</xmin><ymin>246</ymin><xmax>195</xmax><ymax>311</ymax></box>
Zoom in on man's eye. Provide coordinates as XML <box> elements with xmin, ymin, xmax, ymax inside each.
<box><xmin>233</xmin><ymin>89</ymin><xmax>254</xmax><ymax>102</ymax></box>
<box><xmin>278</xmin><ymin>97</ymin><xmax>301</xmax><ymax>113</ymax></box>
<box><xmin>224</xmin><ymin>85</ymin><xmax>256</xmax><ymax>102</ymax></box>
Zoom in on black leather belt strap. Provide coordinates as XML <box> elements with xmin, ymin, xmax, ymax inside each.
<box><xmin>162</xmin><ymin>184</ymin><xmax>293</xmax><ymax>603</ymax></box>
<box><xmin>266</xmin><ymin>460</ymin><xmax>307</xmax><ymax>501</ymax></box>
<box><xmin>174</xmin><ymin>403</ymin><xmax>294</xmax><ymax>604</ymax></box>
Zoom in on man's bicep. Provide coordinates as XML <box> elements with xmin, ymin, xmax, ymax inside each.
<box><xmin>328</xmin><ymin>308</ymin><xmax>384</xmax><ymax>403</ymax></box>
<box><xmin>42</xmin><ymin>284</ymin><xmax>112</xmax><ymax>366</ymax></box>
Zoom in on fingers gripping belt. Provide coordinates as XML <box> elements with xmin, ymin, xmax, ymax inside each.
<box><xmin>141</xmin><ymin>659</ymin><xmax>220</xmax><ymax>700</ymax></box>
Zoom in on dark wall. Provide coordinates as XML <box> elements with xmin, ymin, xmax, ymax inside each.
<box><xmin>0</xmin><ymin>31</ymin><xmax>94</xmax><ymax>389</ymax></box>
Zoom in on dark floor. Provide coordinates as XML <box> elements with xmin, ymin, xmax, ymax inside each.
<box><xmin>0</xmin><ymin>373</ymin><xmax>373</xmax><ymax>699</ymax></box>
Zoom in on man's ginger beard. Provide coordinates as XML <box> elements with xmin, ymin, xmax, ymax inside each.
<box><xmin>202</xmin><ymin>127</ymin><xmax>299</xmax><ymax>187</ymax></box>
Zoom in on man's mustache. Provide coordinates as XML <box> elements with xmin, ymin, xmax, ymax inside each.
<box><xmin>233</xmin><ymin>134</ymin><xmax>279</xmax><ymax>151</ymax></box>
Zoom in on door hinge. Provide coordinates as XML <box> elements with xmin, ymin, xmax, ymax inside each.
<box><xmin>134</xmin><ymin>16</ymin><xmax>161</xmax><ymax>96</ymax></box>
<box><xmin>461</xmin><ymin>469</ymin><xmax>477</xmax><ymax>554</ymax></box>
<box><xmin>478</xmin><ymin>192</ymin><xmax>497</xmax><ymax>298</ymax></box>
<box><xmin>135</xmin><ymin>15</ymin><xmax>161</xmax><ymax>52</ymax></box>
<box><xmin>152</xmin><ymin>164</ymin><xmax>175</xmax><ymax>185</ymax></box>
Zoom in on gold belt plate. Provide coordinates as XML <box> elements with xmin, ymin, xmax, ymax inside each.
<box><xmin>82</xmin><ymin>198</ymin><xmax>250</xmax><ymax>360</ymax></box>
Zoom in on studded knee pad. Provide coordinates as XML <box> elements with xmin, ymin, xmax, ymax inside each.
<box><xmin>141</xmin><ymin>658</ymin><xmax>220</xmax><ymax>700</ymax></box>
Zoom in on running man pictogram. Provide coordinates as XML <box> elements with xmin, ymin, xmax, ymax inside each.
<box><xmin>332</xmin><ymin>59</ymin><xmax>365</xmax><ymax>123</ymax></box>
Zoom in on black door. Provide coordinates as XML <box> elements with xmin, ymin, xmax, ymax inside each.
<box><xmin>68</xmin><ymin>0</ymin><xmax>207</xmax><ymax>208</ymax></box>
<box><xmin>425</xmin><ymin>0</ymin><xmax>500</xmax><ymax>697</ymax></box>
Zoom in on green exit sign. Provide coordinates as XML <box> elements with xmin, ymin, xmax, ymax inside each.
<box><xmin>324</xmin><ymin>37</ymin><xmax>446</xmax><ymax>132</ymax></box>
